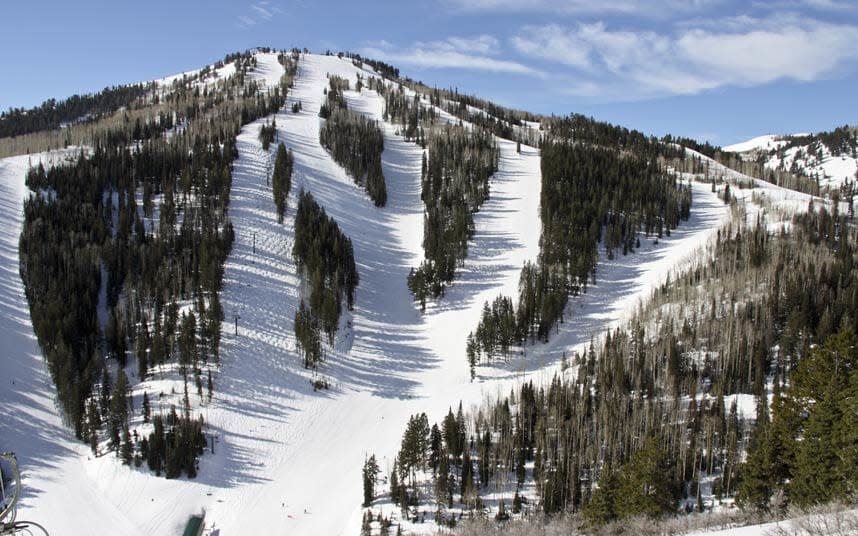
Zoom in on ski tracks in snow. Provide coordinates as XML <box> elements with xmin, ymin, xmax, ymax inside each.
<box><xmin>0</xmin><ymin>52</ymin><xmax>734</xmax><ymax>536</ymax></box>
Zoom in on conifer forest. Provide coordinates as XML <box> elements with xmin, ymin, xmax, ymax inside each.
<box><xmin>2</xmin><ymin>45</ymin><xmax>858</xmax><ymax>536</ymax></box>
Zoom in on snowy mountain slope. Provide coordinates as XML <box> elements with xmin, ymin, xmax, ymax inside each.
<box><xmin>723</xmin><ymin>134</ymin><xmax>792</xmax><ymax>154</ymax></box>
<box><xmin>203</xmin><ymin>52</ymin><xmax>543</xmax><ymax>536</ymax></box>
<box><xmin>154</xmin><ymin>58</ymin><xmax>237</xmax><ymax>89</ymax></box>
<box><xmin>0</xmin><ymin>51</ymin><xmax>781</xmax><ymax>536</ymax></box>
<box><xmin>684</xmin><ymin>146</ymin><xmax>817</xmax><ymax>224</ymax></box>
<box><xmin>247</xmin><ymin>51</ymin><xmax>286</xmax><ymax>89</ymax></box>
<box><xmin>0</xmin><ymin>151</ymin><xmax>150</xmax><ymax>536</ymax></box>
<box><xmin>726</xmin><ymin>131</ymin><xmax>858</xmax><ymax>190</ymax></box>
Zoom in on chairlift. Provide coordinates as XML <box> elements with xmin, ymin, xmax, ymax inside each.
<box><xmin>0</xmin><ymin>453</ymin><xmax>49</xmax><ymax>536</ymax></box>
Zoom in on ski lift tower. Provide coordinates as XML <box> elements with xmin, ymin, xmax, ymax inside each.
<box><xmin>1</xmin><ymin>453</ymin><xmax>49</xmax><ymax>536</ymax></box>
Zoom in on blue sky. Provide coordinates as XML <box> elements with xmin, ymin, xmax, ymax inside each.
<box><xmin>2</xmin><ymin>0</ymin><xmax>857</xmax><ymax>145</ymax></box>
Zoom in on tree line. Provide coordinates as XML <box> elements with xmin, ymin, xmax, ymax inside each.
<box><xmin>319</xmin><ymin>75</ymin><xmax>388</xmax><ymax>206</ymax></box>
<box><xmin>468</xmin><ymin>139</ymin><xmax>691</xmax><ymax>375</ymax></box>
<box><xmin>292</xmin><ymin>190</ymin><xmax>359</xmax><ymax>367</ymax></box>
<box><xmin>374</xmin><ymin>191</ymin><xmax>858</xmax><ymax>529</ymax></box>
<box><xmin>272</xmin><ymin>141</ymin><xmax>294</xmax><ymax>223</ymax></box>
<box><xmin>0</xmin><ymin>83</ymin><xmax>151</xmax><ymax>139</ymax></box>
<box><xmin>407</xmin><ymin>125</ymin><xmax>499</xmax><ymax>308</ymax></box>
<box><xmin>18</xmin><ymin>49</ymin><xmax>293</xmax><ymax>478</ymax></box>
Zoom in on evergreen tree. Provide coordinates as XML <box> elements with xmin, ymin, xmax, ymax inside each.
<box><xmin>613</xmin><ymin>438</ymin><xmax>678</xmax><ymax>519</ymax></box>
<box><xmin>121</xmin><ymin>427</ymin><xmax>133</xmax><ymax>465</ymax></box>
<box><xmin>363</xmin><ymin>454</ymin><xmax>380</xmax><ymax>507</ymax></box>
<box><xmin>142</xmin><ymin>391</ymin><xmax>151</xmax><ymax>423</ymax></box>
<box><xmin>272</xmin><ymin>142</ymin><xmax>294</xmax><ymax>223</ymax></box>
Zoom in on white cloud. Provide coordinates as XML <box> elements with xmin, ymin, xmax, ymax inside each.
<box><xmin>443</xmin><ymin>0</ymin><xmax>723</xmax><ymax>16</ymax></box>
<box><xmin>237</xmin><ymin>2</ymin><xmax>280</xmax><ymax>29</ymax></box>
<box><xmin>251</xmin><ymin>3</ymin><xmax>274</xmax><ymax>20</ymax></box>
<box><xmin>511</xmin><ymin>17</ymin><xmax>858</xmax><ymax>99</ymax></box>
<box><xmin>442</xmin><ymin>35</ymin><xmax>501</xmax><ymax>55</ymax></box>
<box><xmin>237</xmin><ymin>15</ymin><xmax>256</xmax><ymax>28</ymax></box>
<box><xmin>361</xmin><ymin>35</ymin><xmax>542</xmax><ymax>76</ymax></box>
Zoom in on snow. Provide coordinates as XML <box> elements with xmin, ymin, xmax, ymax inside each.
<box><xmin>769</xmin><ymin>143</ymin><xmax>858</xmax><ymax>189</ymax></box>
<box><xmin>691</xmin><ymin>507</ymin><xmax>858</xmax><ymax>536</ymax></box>
<box><xmin>154</xmin><ymin>59</ymin><xmax>237</xmax><ymax>90</ymax></box>
<box><xmin>0</xmin><ymin>150</ymin><xmax>146</xmax><ymax>536</ymax></box>
<box><xmin>724</xmin><ymin>394</ymin><xmax>758</xmax><ymax>420</ymax></box>
<box><xmin>723</xmin><ymin>134</ymin><xmax>795</xmax><ymax>154</ymax></box>
<box><xmin>683</xmin><ymin>147</ymin><xmax>817</xmax><ymax>227</ymax></box>
<box><xmin>0</xmin><ymin>53</ymin><xmax>754</xmax><ymax>536</ymax></box>
<box><xmin>724</xmin><ymin>133</ymin><xmax>811</xmax><ymax>154</ymax></box>
<box><xmin>247</xmin><ymin>51</ymin><xmax>285</xmax><ymax>90</ymax></box>
<box><xmin>725</xmin><ymin>133</ymin><xmax>857</xmax><ymax>190</ymax></box>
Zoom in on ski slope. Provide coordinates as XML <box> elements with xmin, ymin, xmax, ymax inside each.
<box><xmin>0</xmin><ymin>151</ymin><xmax>150</xmax><ymax>535</ymax></box>
<box><xmin>1</xmin><ymin>52</ymin><xmax>746</xmax><ymax>536</ymax></box>
<box><xmin>726</xmin><ymin>133</ymin><xmax>858</xmax><ymax>190</ymax></box>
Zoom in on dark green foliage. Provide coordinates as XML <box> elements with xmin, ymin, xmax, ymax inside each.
<box><xmin>544</xmin><ymin>114</ymin><xmax>684</xmax><ymax>158</ymax></box>
<box><xmin>318</xmin><ymin>75</ymin><xmax>349</xmax><ymax>119</ymax></box>
<box><xmin>779</xmin><ymin>125</ymin><xmax>858</xmax><ymax>159</ymax></box>
<box><xmin>0</xmin><ymin>83</ymin><xmax>151</xmax><ymax>138</ymax></box>
<box><xmin>399</xmin><ymin>413</ymin><xmax>430</xmax><ymax>485</ymax></box>
<box><xmin>108</xmin><ymin>369</ymin><xmax>129</xmax><ymax>451</ymax></box>
<box><xmin>384</xmin><ymin>194</ymin><xmax>858</xmax><ymax>522</ymax></box>
<box><xmin>342</xmin><ymin>52</ymin><xmax>400</xmax><ymax>80</ymax></box>
<box><xmin>146</xmin><ymin>410</ymin><xmax>206</xmax><ymax>479</ymax></box>
<box><xmin>469</xmin><ymin>140</ymin><xmax>691</xmax><ymax>364</ymax></box>
<box><xmin>409</xmin><ymin>125</ymin><xmax>499</xmax><ymax>300</ymax></box>
<box><xmin>320</xmin><ymin>107</ymin><xmax>387</xmax><ymax>206</ymax></box>
<box><xmin>258</xmin><ymin>118</ymin><xmax>276</xmax><ymax>150</ymax></box>
<box><xmin>367</xmin><ymin>79</ymin><xmax>434</xmax><ymax>143</ymax></box>
<box><xmin>19</xmin><ymin>49</ymin><xmax>289</xmax><ymax>472</ymax></box>
<box><xmin>363</xmin><ymin>454</ymin><xmax>380</xmax><ymax>507</ymax></box>
<box><xmin>472</xmin><ymin>295</ymin><xmax>517</xmax><ymax>360</ymax></box>
<box><xmin>612</xmin><ymin>438</ymin><xmax>680</xmax><ymax>520</ymax></box>
<box><xmin>294</xmin><ymin>300</ymin><xmax>322</xmax><ymax>368</ymax></box>
<box><xmin>292</xmin><ymin>191</ymin><xmax>359</xmax><ymax>366</ymax></box>
<box><xmin>121</xmin><ymin>427</ymin><xmax>133</xmax><ymax>465</ymax></box>
<box><xmin>661</xmin><ymin>134</ymin><xmax>724</xmax><ymax>159</ymax></box>
<box><xmin>739</xmin><ymin>329</ymin><xmax>858</xmax><ymax>509</ymax></box>
<box><xmin>584</xmin><ymin>468</ymin><xmax>618</xmax><ymax>525</ymax></box>
<box><xmin>272</xmin><ymin>142</ymin><xmax>294</xmax><ymax>223</ymax></box>
<box><xmin>319</xmin><ymin>76</ymin><xmax>387</xmax><ymax>207</ymax></box>
<box><xmin>21</xmin><ymin>137</ymin><xmax>237</xmax><ymax>435</ymax></box>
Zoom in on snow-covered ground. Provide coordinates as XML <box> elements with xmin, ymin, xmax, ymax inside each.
<box><xmin>0</xmin><ymin>151</ymin><xmax>151</xmax><ymax>535</ymax></box>
<box><xmin>0</xmin><ymin>52</ymin><xmax>766</xmax><ymax>536</ymax></box>
<box><xmin>247</xmin><ymin>51</ymin><xmax>286</xmax><ymax>90</ymax></box>
<box><xmin>725</xmin><ymin>133</ymin><xmax>857</xmax><ymax>190</ymax></box>
<box><xmin>723</xmin><ymin>134</ymin><xmax>794</xmax><ymax>154</ymax></box>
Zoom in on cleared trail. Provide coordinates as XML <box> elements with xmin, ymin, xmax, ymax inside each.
<box><xmin>208</xmin><ymin>53</ymin><xmax>544</xmax><ymax>535</ymax></box>
<box><xmin>0</xmin><ymin>52</ymin><xmax>732</xmax><ymax>536</ymax></box>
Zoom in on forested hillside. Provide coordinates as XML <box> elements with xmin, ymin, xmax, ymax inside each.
<box><xmin>16</xmin><ymin>48</ymin><xmax>295</xmax><ymax>477</ymax></box>
<box><xmin>724</xmin><ymin>126</ymin><xmax>858</xmax><ymax>195</ymax></box>
<box><xmin>319</xmin><ymin>74</ymin><xmax>387</xmax><ymax>206</ymax></box>
<box><xmin>3</xmin><ymin>48</ymin><xmax>855</xmax><ymax>536</ymax></box>
<box><xmin>408</xmin><ymin>125</ymin><xmax>499</xmax><ymax>305</ymax></box>
<box><xmin>468</xmin><ymin>135</ymin><xmax>691</xmax><ymax>376</ymax></box>
<box><xmin>378</xmin><ymin>179</ymin><xmax>858</xmax><ymax>532</ymax></box>
<box><xmin>0</xmin><ymin>83</ymin><xmax>151</xmax><ymax>138</ymax></box>
<box><xmin>292</xmin><ymin>190</ymin><xmax>359</xmax><ymax>368</ymax></box>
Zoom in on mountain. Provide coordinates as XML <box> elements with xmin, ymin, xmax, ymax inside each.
<box><xmin>725</xmin><ymin>127</ymin><xmax>858</xmax><ymax>191</ymax></box>
<box><xmin>0</xmin><ymin>48</ymin><xmax>855</xmax><ymax>536</ymax></box>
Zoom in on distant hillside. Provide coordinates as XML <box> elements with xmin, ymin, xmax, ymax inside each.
<box><xmin>726</xmin><ymin>126</ymin><xmax>858</xmax><ymax>191</ymax></box>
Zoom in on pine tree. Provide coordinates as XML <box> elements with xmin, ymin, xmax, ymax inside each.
<box><xmin>142</xmin><ymin>391</ymin><xmax>151</xmax><ymax>423</ymax></box>
<box><xmin>362</xmin><ymin>454</ymin><xmax>380</xmax><ymax>507</ymax></box>
<box><xmin>121</xmin><ymin>427</ymin><xmax>133</xmax><ymax>465</ymax></box>
<box><xmin>584</xmin><ymin>468</ymin><xmax>618</xmax><ymax>525</ymax></box>
<box><xmin>109</xmin><ymin>369</ymin><xmax>129</xmax><ymax>452</ymax></box>
<box><xmin>272</xmin><ymin>142</ymin><xmax>293</xmax><ymax>223</ymax></box>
